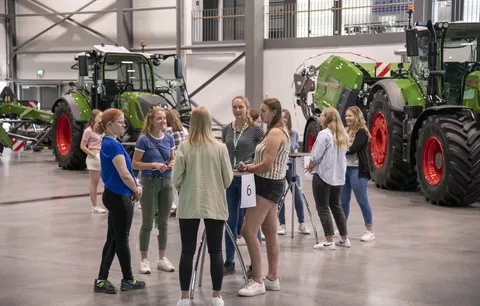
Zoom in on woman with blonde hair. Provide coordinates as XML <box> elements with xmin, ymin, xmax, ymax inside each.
<box><xmin>306</xmin><ymin>107</ymin><xmax>350</xmax><ymax>250</ymax></box>
<box><xmin>172</xmin><ymin>106</ymin><xmax>233</xmax><ymax>306</ymax></box>
<box><xmin>132</xmin><ymin>106</ymin><xmax>176</xmax><ymax>274</ymax></box>
<box><xmin>221</xmin><ymin>95</ymin><xmax>264</xmax><ymax>276</ymax></box>
<box><xmin>341</xmin><ymin>106</ymin><xmax>375</xmax><ymax>242</ymax></box>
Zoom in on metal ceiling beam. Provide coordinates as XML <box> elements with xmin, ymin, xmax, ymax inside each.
<box><xmin>12</xmin><ymin>8</ymin><xmax>117</xmax><ymax>17</ymax></box>
<box><xmin>122</xmin><ymin>6</ymin><xmax>176</xmax><ymax>12</ymax></box>
<box><xmin>117</xmin><ymin>0</ymin><xmax>133</xmax><ymax>49</ymax></box>
<box><xmin>22</xmin><ymin>0</ymin><xmax>117</xmax><ymax>45</ymax></box>
<box><xmin>14</xmin><ymin>0</ymin><xmax>98</xmax><ymax>51</ymax></box>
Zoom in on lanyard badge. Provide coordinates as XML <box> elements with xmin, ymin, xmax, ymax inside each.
<box><xmin>233</xmin><ymin>121</ymin><xmax>248</xmax><ymax>168</ymax></box>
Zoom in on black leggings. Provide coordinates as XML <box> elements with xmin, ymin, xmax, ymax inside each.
<box><xmin>179</xmin><ymin>219</ymin><xmax>224</xmax><ymax>291</ymax></box>
<box><xmin>98</xmin><ymin>188</ymin><xmax>134</xmax><ymax>281</ymax></box>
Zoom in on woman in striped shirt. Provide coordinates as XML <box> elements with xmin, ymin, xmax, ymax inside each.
<box><xmin>236</xmin><ymin>98</ymin><xmax>290</xmax><ymax>297</ymax></box>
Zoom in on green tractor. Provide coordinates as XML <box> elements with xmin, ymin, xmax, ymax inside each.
<box><xmin>294</xmin><ymin>8</ymin><xmax>480</xmax><ymax>206</ymax></box>
<box><xmin>52</xmin><ymin>44</ymin><xmax>191</xmax><ymax>170</ymax></box>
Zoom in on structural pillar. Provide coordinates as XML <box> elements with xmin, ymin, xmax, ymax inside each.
<box><xmin>244</xmin><ymin>1</ymin><xmax>264</xmax><ymax>109</ymax></box>
<box><xmin>413</xmin><ymin>0</ymin><xmax>432</xmax><ymax>22</ymax></box>
<box><xmin>117</xmin><ymin>0</ymin><xmax>133</xmax><ymax>49</ymax></box>
<box><xmin>451</xmin><ymin>0</ymin><xmax>464</xmax><ymax>21</ymax></box>
<box><xmin>6</xmin><ymin>0</ymin><xmax>17</xmax><ymax>92</ymax></box>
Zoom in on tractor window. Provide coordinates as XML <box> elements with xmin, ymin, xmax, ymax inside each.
<box><xmin>443</xmin><ymin>38</ymin><xmax>478</xmax><ymax>63</ymax></box>
<box><xmin>152</xmin><ymin>56</ymin><xmax>191</xmax><ymax>112</ymax></box>
<box><xmin>410</xmin><ymin>31</ymin><xmax>430</xmax><ymax>95</ymax></box>
<box><xmin>102</xmin><ymin>54</ymin><xmax>153</xmax><ymax>93</ymax></box>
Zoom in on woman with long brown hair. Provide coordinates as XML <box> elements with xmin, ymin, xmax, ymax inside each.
<box><xmin>341</xmin><ymin>106</ymin><xmax>375</xmax><ymax>242</ymax></box>
<box><xmin>132</xmin><ymin>106</ymin><xmax>176</xmax><ymax>275</ymax></box>
<box><xmin>80</xmin><ymin>109</ymin><xmax>106</xmax><ymax>213</ymax></box>
<box><xmin>94</xmin><ymin>108</ymin><xmax>145</xmax><ymax>294</ymax></box>
<box><xmin>236</xmin><ymin>97</ymin><xmax>290</xmax><ymax>297</ymax></box>
<box><xmin>172</xmin><ymin>106</ymin><xmax>233</xmax><ymax>306</ymax></box>
<box><xmin>306</xmin><ymin>107</ymin><xmax>350</xmax><ymax>250</ymax></box>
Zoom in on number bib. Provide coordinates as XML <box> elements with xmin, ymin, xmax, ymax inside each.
<box><xmin>240</xmin><ymin>173</ymin><xmax>256</xmax><ymax>208</ymax></box>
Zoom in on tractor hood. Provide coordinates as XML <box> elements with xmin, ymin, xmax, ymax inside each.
<box><xmin>464</xmin><ymin>71</ymin><xmax>480</xmax><ymax>112</ymax></box>
<box><xmin>119</xmin><ymin>92</ymin><xmax>169</xmax><ymax>129</ymax></box>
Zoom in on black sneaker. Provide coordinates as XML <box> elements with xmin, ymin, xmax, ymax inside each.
<box><xmin>94</xmin><ymin>279</ymin><xmax>117</xmax><ymax>294</ymax></box>
<box><xmin>223</xmin><ymin>262</ymin><xmax>235</xmax><ymax>276</ymax></box>
<box><xmin>121</xmin><ymin>279</ymin><xmax>146</xmax><ymax>291</ymax></box>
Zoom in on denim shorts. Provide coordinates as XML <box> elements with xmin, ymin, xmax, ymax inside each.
<box><xmin>254</xmin><ymin>175</ymin><xmax>285</xmax><ymax>204</ymax></box>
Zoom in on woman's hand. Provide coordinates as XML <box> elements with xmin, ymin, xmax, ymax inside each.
<box><xmin>153</xmin><ymin>162</ymin><xmax>169</xmax><ymax>172</ymax></box>
<box><xmin>237</xmin><ymin>162</ymin><xmax>251</xmax><ymax>172</ymax></box>
<box><xmin>305</xmin><ymin>162</ymin><xmax>314</xmax><ymax>173</ymax></box>
<box><xmin>133</xmin><ymin>186</ymin><xmax>143</xmax><ymax>201</ymax></box>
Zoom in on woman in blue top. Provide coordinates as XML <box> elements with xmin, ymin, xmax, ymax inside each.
<box><xmin>132</xmin><ymin>106</ymin><xmax>176</xmax><ymax>274</ymax></box>
<box><xmin>93</xmin><ymin>108</ymin><xmax>145</xmax><ymax>294</ymax></box>
<box><xmin>277</xmin><ymin>109</ymin><xmax>310</xmax><ymax>235</ymax></box>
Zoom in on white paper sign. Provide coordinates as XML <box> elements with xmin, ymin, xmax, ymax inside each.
<box><xmin>303</xmin><ymin>156</ymin><xmax>313</xmax><ymax>181</ymax></box>
<box><xmin>241</xmin><ymin>173</ymin><xmax>256</xmax><ymax>208</ymax></box>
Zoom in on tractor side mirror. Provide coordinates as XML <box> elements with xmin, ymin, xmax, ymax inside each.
<box><xmin>406</xmin><ymin>29</ymin><xmax>419</xmax><ymax>57</ymax></box>
<box><xmin>78</xmin><ymin>55</ymin><xmax>89</xmax><ymax>77</ymax></box>
<box><xmin>174</xmin><ymin>58</ymin><xmax>183</xmax><ymax>79</ymax></box>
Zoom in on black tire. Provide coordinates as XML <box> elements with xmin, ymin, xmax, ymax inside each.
<box><xmin>416</xmin><ymin>114</ymin><xmax>480</xmax><ymax>206</ymax></box>
<box><xmin>302</xmin><ymin>118</ymin><xmax>321</xmax><ymax>153</ymax></box>
<box><xmin>368</xmin><ymin>90</ymin><xmax>417</xmax><ymax>190</ymax></box>
<box><xmin>52</xmin><ymin>102</ymin><xmax>86</xmax><ymax>170</ymax></box>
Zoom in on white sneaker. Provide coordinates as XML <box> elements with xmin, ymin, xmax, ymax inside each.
<box><xmin>212</xmin><ymin>296</ymin><xmax>224</xmax><ymax>306</ymax></box>
<box><xmin>237</xmin><ymin>237</ymin><xmax>246</xmax><ymax>246</ymax></box>
<box><xmin>92</xmin><ymin>206</ymin><xmax>106</xmax><ymax>213</ymax></box>
<box><xmin>261</xmin><ymin>231</ymin><xmax>265</xmax><ymax>241</ymax></box>
<box><xmin>277</xmin><ymin>224</ymin><xmax>286</xmax><ymax>235</ymax></box>
<box><xmin>264</xmin><ymin>277</ymin><xmax>280</xmax><ymax>291</ymax></box>
<box><xmin>157</xmin><ymin>257</ymin><xmax>175</xmax><ymax>272</ymax></box>
<box><xmin>335</xmin><ymin>238</ymin><xmax>351</xmax><ymax>248</ymax></box>
<box><xmin>238</xmin><ymin>279</ymin><xmax>266</xmax><ymax>297</ymax></box>
<box><xmin>177</xmin><ymin>299</ymin><xmax>190</xmax><ymax>306</ymax></box>
<box><xmin>313</xmin><ymin>241</ymin><xmax>335</xmax><ymax>250</ymax></box>
<box><xmin>361</xmin><ymin>230</ymin><xmax>376</xmax><ymax>242</ymax></box>
<box><xmin>139</xmin><ymin>258</ymin><xmax>151</xmax><ymax>274</ymax></box>
<box><xmin>298</xmin><ymin>223</ymin><xmax>311</xmax><ymax>235</ymax></box>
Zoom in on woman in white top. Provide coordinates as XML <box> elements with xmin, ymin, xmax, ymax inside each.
<box><xmin>306</xmin><ymin>107</ymin><xmax>350</xmax><ymax>250</ymax></box>
<box><xmin>236</xmin><ymin>98</ymin><xmax>290</xmax><ymax>297</ymax></box>
<box><xmin>80</xmin><ymin>109</ymin><xmax>106</xmax><ymax>213</ymax></box>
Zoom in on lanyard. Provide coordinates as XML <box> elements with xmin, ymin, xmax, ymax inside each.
<box><xmin>232</xmin><ymin>121</ymin><xmax>248</xmax><ymax>168</ymax></box>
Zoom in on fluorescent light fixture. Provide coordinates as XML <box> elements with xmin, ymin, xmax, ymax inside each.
<box><xmin>122</xmin><ymin>61</ymin><xmax>133</xmax><ymax>64</ymax></box>
<box><xmin>127</xmin><ymin>70</ymin><xmax>136</xmax><ymax>73</ymax></box>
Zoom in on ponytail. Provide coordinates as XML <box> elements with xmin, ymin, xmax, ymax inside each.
<box><xmin>94</xmin><ymin>121</ymin><xmax>106</xmax><ymax>134</ymax></box>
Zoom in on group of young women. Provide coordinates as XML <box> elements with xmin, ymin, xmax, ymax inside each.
<box><xmin>80</xmin><ymin>96</ymin><xmax>375</xmax><ymax>306</ymax></box>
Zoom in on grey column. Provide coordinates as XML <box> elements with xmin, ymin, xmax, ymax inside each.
<box><xmin>244</xmin><ymin>1</ymin><xmax>264</xmax><ymax>109</ymax></box>
<box><xmin>6</xmin><ymin>0</ymin><xmax>17</xmax><ymax>92</ymax></box>
<box><xmin>117</xmin><ymin>0</ymin><xmax>133</xmax><ymax>49</ymax></box>
<box><xmin>451</xmin><ymin>0</ymin><xmax>464</xmax><ymax>21</ymax></box>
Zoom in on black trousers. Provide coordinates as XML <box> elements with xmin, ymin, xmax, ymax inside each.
<box><xmin>179</xmin><ymin>218</ymin><xmax>224</xmax><ymax>291</ymax></box>
<box><xmin>98</xmin><ymin>188</ymin><xmax>134</xmax><ymax>281</ymax></box>
<box><xmin>312</xmin><ymin>174</ymin><xmax>348</xmax><ymax>237</ymax></box>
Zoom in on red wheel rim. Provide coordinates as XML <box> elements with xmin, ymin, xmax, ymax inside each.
<box><xmin>308</xmin><ymin>132</ymin><xmax>316</xmax><ymax>152</ymax></box>
<box><xmin>422</xmin><ymin>136</ymin><xmax>443</xmax><ymax>185</ymax></box>
<box><xmin>56</xmin><ymin>115</ymin><xmax>71</xmax><ymax>156</ymax></box>
<box><xmin>370</xmin><ymin>112</ymin><xmax>388</xmax><ymax>168</ymax></box>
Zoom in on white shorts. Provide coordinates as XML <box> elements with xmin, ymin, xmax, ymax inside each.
<box><xmin>86</xmin><ymin>153</ymin><xmax>101</xmax><ymax>171</ymax></box>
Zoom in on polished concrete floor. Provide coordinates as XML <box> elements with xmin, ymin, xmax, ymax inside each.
<box><xmin>1</xmin><ymin>149</ymin><xmax>480</xmax><ymax>306</ymax></box>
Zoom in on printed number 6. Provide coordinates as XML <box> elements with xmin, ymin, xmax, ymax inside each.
<box><xmin>247</xmin><ymin>184</ymin><xmax>252</xmax><ymax>196</ymax></box>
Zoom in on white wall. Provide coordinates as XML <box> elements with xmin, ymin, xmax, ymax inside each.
<box><xmin>264</xmin><ymin>44</ymin><xmax>404</xmax><ymax>138</ymax></box>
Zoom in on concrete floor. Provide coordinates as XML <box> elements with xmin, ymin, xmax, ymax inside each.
<box><xmin>1</xmin><ymin>149</ymin><xmax>480</xmax><ymax>306</ymax></box>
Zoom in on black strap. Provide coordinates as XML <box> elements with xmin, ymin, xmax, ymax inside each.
<box><xmin>146</xmin><ymin>134</ymin><xmax>169</xmax><ymax>163</ymax></box>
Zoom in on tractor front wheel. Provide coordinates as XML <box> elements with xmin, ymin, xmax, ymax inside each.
<box><xmin>302</xmin><ymin>119</ymin><xmax>321</xmax><ymax>153</ymax></box>
<box><xmin>52</xmin><ymin>102</ymin><xmax>86</xmax><ymax>170</ymax></box>
<box><xmin>368</xmin><ymin>90</ymin><xmax>417</xmax><ymax>190</ymax></box>
<box><xmin>416</xmin><ymin>114</ymin><xmax>480</xmax><ymax>206</ymax></box>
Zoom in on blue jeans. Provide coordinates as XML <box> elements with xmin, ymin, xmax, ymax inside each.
<box><xmin>278</xmin><ymin>163</ymin><xmax>305</xmax><ymax>225</ymax></box>
<box><xmin>340</xmin><ymin>166</ymin><xmax>373</xmax><ymax>227</ymax></box>
<box><xmin>225</xmin><ymin>176</ymin><xmax>262</xmax><ymax>263</ymax></box>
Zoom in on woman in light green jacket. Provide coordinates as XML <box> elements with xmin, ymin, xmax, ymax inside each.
<box><xmin>172</xmin><ymin>106</ymin><xmax>233</xmax><ymax>306</ymax></box>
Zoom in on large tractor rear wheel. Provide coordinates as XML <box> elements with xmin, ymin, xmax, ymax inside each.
<box><xmin>52</xmin><ymin>102</ymin><xmax>86</xmax><ymax>170</ymax></box>
<box><xmin>416</xmin><ymin>114</ymin><xmax>480</xmax><ymax>206</ymax></box>
<box><xmin>302</xmin><ymin>118</ymin><xmax>321</xmax><ymax>152</ymax></box>
<box><xmin>368</xmin><ymin>90</ymin><xmax>417</xmax><ymax>190</ymax></box>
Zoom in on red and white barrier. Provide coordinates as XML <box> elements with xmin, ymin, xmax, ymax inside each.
<box><xmin>11</xmin><ymin>139</ymin><xmax>25</xmax><ymax>152</ymax></box>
